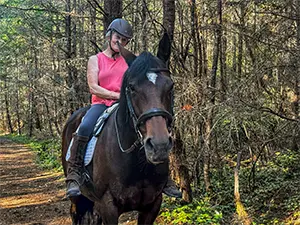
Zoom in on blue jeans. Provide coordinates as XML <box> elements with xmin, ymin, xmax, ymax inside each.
<box><xmin>77</xmin><ymin>104</ymin><xmax>108</xmax><ymax>138</ymax></box>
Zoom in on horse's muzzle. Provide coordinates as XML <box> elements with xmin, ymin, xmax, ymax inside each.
<box><xmin>144</xmin><ymin>135</ymin><xmax>173</xmax><ymax>164</ymax></box>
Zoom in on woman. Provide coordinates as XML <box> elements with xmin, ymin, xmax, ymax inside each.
<box><xmin>66</xmin><ymin>18</ymin><xmax>181</xmax><ymax>199</ymax></box>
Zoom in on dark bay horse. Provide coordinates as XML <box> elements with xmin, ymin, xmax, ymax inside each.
<box><xmin>61</xmin><ymin>33</ymin><xmax>174</xmax><ymax>224</ymax></box>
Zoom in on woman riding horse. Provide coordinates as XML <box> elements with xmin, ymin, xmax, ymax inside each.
<box><xmin>65</xmin><ymin>18</ymin><xmax>181</xmax><ymax>200</ymax></box>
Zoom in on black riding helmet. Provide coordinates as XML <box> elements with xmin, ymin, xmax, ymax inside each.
<box><xmin>106</xmin><ymin>18</ymin><xmax>133</xmax><ymax>39</ymax></box>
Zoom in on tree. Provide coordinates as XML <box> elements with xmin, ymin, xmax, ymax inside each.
<box><xmin>104</xmin><ymin>0</ymin><xmax>122</xmax><ymax>31</ymax></box>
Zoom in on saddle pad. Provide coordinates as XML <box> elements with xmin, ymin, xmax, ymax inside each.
<box><xmin>66</xmin><ymin>103</ymin><xmax>118</xmax><ymax>166</ymax></box>
<box><xmin>66</xmin><ymin>136</ymin><xmax>98</xmax><ymax>166</ymax></box>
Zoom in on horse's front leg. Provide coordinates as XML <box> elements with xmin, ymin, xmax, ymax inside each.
<box><xmin>137</xmin><ymin>194</ymin><xmax>162</xmax><ymax>225</ymax></box>
<box><xmin>94</xmin><ymin>193</ymin><xmax>119</xmax><ymax>225</ymax></box>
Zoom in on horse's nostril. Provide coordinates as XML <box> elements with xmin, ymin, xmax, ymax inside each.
<box><xmin>145</xmin><ymin>136</ymin><xmax>173</xmax><ymax>152</ymax></box>
<box><xmin>145</xmin><ymin>137</ymin><xmax>154</xmax><ymax>150</ymax></box>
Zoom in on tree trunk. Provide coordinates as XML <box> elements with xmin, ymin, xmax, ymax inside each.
<box><xmin>15</xmin><ymin>58</ymin><xmax>22</xmax><ymax>135</ymax></box>
<box><xmin>190</xmin><ymin>0</ymin><xmax>201</xmax><ymax>77</ymax></box>
<box><xmin>104</xmin><ymin>0</ymin><xmax>122</xmax><ymax>32</ymax></box>
<box><xmin>203</xmin><ymin>113</ymin><xmax>212</xmax><ymax>193</ymax></box>
<box><xmin>237</xmin><ymin>2</ymin><xmax>245</xmax><ymax>80</ymax></box>
<box><xmin>90</xmin><ymin>1</ymin><xmax>97</xmax><ymax>52</ymax></box>
<box><xmin>28</xmin><ymin>91</ymin><xmax>34</xmax><ymax>137</ymax></box>
<box><xmin>294</xmin><ymin>0</ymin><xmax>300</xmax><ymax>151</ymax></box>
<box><xmin>203</xmin><ymin>0</ymin><xmax>222</xmax><ymax>193</ymax></box>
<box><xmin>4</xmin><ymin>76</ymin><xmax>13</xmax><ymax>134</ymax></box>
<box><xmin>65</xmin><ymin>0</ymin><xmax>75</xmax><ymax>113</ymax></box>
<box><xmin>235</xmin><ymin>151</ymin><xmax>252</xmax><ymax>225</ymax></box>
<box><xmin>171</xmin><ymin>129</ymin><xmax>193</xmax><ymax>203</ymax></box>
<box><xmin>232</xmin><ymin>34</ymin><xmax>237</xmax><ymax>73</ymax></box>
<box><xmin>190</xmin><ymin>0</ymin><xmax>199</xmax><ymax>77</ymax></box>
<box><xmin>54</xmin><ymin>92</ymin><xmax>61</xmax><ymax>135</ymax></box>
<box><xmin>78</xmin><ymin>0</ymin><xmax>85</xmax><ymax>57</ymax></box>
<box><xmin>141</xmin><ymin>0</ymin><xmax>147</xmax><ymax>51</ymax></box>
<box><xmin>44</xmin><ymin>97</ymin><xmax>54</xmax><ymax>137</ymax></box>
<box><xmin>162</xmin><ymin>0</ymin><xmax>175</xmax><ymax>41</ymax></box>
<box><xmin>32</xmin><ymin>42</ymin><xmax>41</xmax><ymax>132</ymax></box>
<box><xmin>163</xmin><ymin>0</ymin><xmax>192</xmax><ymax>202</ymax></box>
<box><xmin>219</xmin><ymin>2</ymin><xmax>227</xmax><ymax>101</ymax></box>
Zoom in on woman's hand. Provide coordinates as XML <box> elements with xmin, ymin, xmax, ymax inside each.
<box><xmin>110</xmin><ymin>91</ymin><xmax>120</xmax><ymax>100</ymax></box>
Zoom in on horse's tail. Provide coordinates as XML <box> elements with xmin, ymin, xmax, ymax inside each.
<box><xmin>61</xmin><ymin>106</ymin><xmax>90</xmax><ymax>176</ymax></box>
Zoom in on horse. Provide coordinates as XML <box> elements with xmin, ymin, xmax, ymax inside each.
<box><xmin>61</xmin><ymin>33</ymin><xmax>174</xmax><ymax>225</ymax></box>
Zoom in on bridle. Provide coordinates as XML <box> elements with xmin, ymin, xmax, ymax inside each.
<box><xmin>114</xmin><ymin>68</ymin><xmax>173</xmax><ymax>153</ymax></box>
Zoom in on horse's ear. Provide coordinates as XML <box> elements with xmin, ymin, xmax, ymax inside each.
<box><xmin>157</xmin><ymin>32</ymin><xmax>171</xmax><ymax>63</ymax></box>
<box><xmin>117</xmin><ymin>42</ymin><xmax>137</xmax><ymax>66</ymax></box>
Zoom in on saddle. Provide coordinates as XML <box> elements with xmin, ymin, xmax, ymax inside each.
<box><xmin>65</xmin><ymin>103</ymin><xmax>119</xmax><ymax>166</ymax></box>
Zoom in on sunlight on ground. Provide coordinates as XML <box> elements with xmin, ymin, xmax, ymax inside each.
<box><xmin>0</xmin><ymin>189</ymin><xmax>65</xmax><ymax>209</ymax></box>
<box><xmin>47</xmin><ymin>216</ymin><xmax>72</xmax><ymax>225</ymax></box>
<box><xmin>17</xmin><ymin>171</ymin><xmax>63</xmax><ymax>183</ymax></box>
<box><xmin>0</xmin><ymin>151</ymin><xmax>33</xmax><ymax>159</ymax></box>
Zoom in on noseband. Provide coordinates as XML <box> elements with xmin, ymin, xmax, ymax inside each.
<box><xmin>114</xmin><ymin>68</ymin><xmax>173</xmax><ymax>153</ymax></box>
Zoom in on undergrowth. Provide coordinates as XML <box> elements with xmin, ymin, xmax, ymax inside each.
<box><xmin>158</xmin><ymin>150</ymin><xmax>300</xmax><ymax>225</ymax></box>
<box><xmin>158</xmin><ymin>197</ymin><xmax>223</xmax><ymax>224</ymax></box>
<box><xmin>245</xmin><ymin>150</ymin><xmax>300</xmax><ymax>224</ymax></box>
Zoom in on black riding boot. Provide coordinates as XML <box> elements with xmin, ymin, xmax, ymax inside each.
<box><xmin>163</xmin><ymin>177</ymin><xmax>182</xmax><ymax>198</ymax></box>
<box><xmin>66</xmin><ymin>134</ymin><xmax>89</xmax><ymax>199</ymax></box>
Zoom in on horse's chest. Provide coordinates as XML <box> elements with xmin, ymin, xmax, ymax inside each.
<box><xmin>113</xmin><ymin>183</ymin><xmax>161</xmax><ymax>209</ymax></box>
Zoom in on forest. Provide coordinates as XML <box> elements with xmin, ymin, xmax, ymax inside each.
<box><xmin>0</xmin><ymin>0</ymin><xmax>299</xmax><ymax>224</ymax></box>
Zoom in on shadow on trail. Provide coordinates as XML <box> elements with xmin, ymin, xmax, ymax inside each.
<box><xmin>0</xmin><ymin>137</ymin><xmax>70</xmax><ymax>225</ymax></box>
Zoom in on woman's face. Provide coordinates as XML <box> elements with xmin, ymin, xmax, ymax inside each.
<box><xmin>109</xmin><ymin>31</ymin><xmax>129</xmax><ymax>52</ymax></box>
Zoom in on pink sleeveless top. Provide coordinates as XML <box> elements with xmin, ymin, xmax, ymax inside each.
<box><xmin>91</xmin><ymin>52</ymin><xmax>128</xmax><ymax>106</ymax></box>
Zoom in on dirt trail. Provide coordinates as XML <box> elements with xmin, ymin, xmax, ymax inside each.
<box><xmin>0</xmin><ymin>137</ymin><xmax>71</xmax><ymax>225</ymax></box>
<box><xmin>0</xmin><ymin>137</ymin><xmax>138</xmax><ymax>225</ymax></box>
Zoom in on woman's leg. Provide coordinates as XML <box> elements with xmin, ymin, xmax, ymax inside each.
<box><xmin>66</xmin><ymin>104</ymin><xmax>108</xmax><ymax>199</ymax></box>
<box><xmin>77</xmin><ymin>104</ymin><xmax>108</xmax><ymax>138</ymax></box>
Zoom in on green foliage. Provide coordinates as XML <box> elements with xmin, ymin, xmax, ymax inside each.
<box><xmin>159</xmin><ymin>198</ymin><xmax>223</xmax><ymax>225</ymax></box>
<box><xmin>4</xmin><ymin>133</ymin><xmax>33</xmax><ymax>144</ymax></box>
<box><xmin>190</xmin><ymin>149</ymin><xmax>300</xmax><ymax>224</ymax></box>
<box><xmin>242</xmin><ymin>150</ymin><xmax>300</xmax><ymax>224</ymax></box>
<box><xmin>28</xmin><ymin>139</ymin><xmax>62</xmax><ymax>171</ymax></box>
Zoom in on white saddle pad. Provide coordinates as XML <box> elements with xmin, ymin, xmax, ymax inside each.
<box><xmin>65</xmin><ymin>136</ymin><xmax>98</xmax><ymax>166</ymax></box>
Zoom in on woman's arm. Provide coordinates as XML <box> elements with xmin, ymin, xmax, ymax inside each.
<box><xmin>87</xmin><ymin>55</ymin><xmax>120</xmax><ymax>100</ymax></box>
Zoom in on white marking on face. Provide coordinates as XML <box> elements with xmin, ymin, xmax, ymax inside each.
<box><xmin>146</xmin><ymin>72</ymin><xmax>158</xmax><ymax>85</ymax></box>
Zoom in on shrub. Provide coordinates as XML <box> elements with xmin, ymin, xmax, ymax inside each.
<box><xmin>159</xmin><ymin>197</ymin><xmax>223</xmax><ymax>225</ymax></box>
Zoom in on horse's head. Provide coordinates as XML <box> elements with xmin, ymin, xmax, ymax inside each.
<box><xmin>118</xmin><ymin>33</ymin><xmax>174</xmax><ymax>165</ymax></box>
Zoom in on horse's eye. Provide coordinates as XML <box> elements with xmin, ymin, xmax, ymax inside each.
<box><xmin>128</xmin><ymin>84</ymin><xmax>136</xmax><ymax>93</ymax></box>
<box><xmin>168</xmin><ymin>87</ymin><xmax>174</xmax><ymax>99</ymax></box>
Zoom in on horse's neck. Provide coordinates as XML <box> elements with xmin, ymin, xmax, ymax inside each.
<box><xmin>116</xmin><ymin>107</ymin><xmax>137</xmax><ymax>147</ymax></box>
<box><xmin>112</xmin><ymin>106</ymin><xmax>169</xmax><ymax>182</ymax></box>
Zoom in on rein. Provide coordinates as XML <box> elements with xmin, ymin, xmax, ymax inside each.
<box><xmin>114</xmin><ymin>68</ymin><xmax>173</xmax><ymax>153</ymax></box>
<box><xmin>114</xmin><ymin>107</ymin><xmax>142</xmax><ymax>153</ymax></box>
